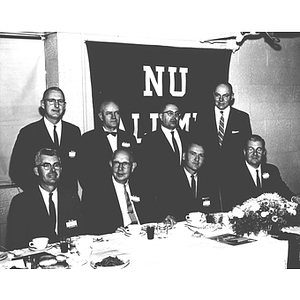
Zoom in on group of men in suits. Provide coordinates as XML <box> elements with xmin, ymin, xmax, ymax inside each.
<box><xmin>6</xmin><ymin>83</ymin><xmax>297</xmax><ymax>249</ymax></box>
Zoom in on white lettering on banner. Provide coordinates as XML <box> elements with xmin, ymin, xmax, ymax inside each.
<box><xmin>143</xmin><ymin>66</ymin><xmax>164</xmax><ymax>96</ymax></box>
<box><xmin>143</xmin><ymin>65</ymin><xmax>188</xmax><ymax>97</ymax></box>
<box><xmin>168</xmin><ymin>67</ymin><xmax>188</xmax><ymax>97</ymax></box>
<box><xmin>130</xmin><ymin>112</ymin><xmax>198</xmax><ymax>143</ymax></box>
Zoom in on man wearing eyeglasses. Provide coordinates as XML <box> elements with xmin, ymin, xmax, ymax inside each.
<box><xmin>81</xmin><ymin>148</ymin><xmax>153</xmax><ymax>235</ymax></box>
<box><xmin>138</xmin><ymin>103</ymin><xmax>191</xmax><ymax>223</ymax></box>
<box><xmin>192</xmin><ymin>82</ymin><xmax>252</xmax><ymax>211</ymax></box>
<box><xmin>226</xmin><ymin>134</ymin><xmax>296</xmax><ymax>211</ymax></box>
<box><xmin>9</xmin><ymin>87</ymin><xmax>81</xmax><ymax>195</ymax></box>
<box><xmin>7</xmin><ymin>148</ymin><xmax>82</xmax><ymax>250</ymax></box>
<box><xmin>77</xmin><ymin>100</ymin><xmax>137</xmax><ymax>203</ymax></box>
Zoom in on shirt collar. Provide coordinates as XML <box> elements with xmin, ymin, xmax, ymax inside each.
<box><xmin>44</xmin><ymin>117</ymin><xmax>62</xmax><ymax>132</ymax></box>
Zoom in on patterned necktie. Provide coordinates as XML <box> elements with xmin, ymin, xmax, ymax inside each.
<box><xmin>171</xmin><ymin>131</ymin><xmax>180</xmax><ymax>163</ymax></box>
<box><xmin>49</xmin><ymin>192</ymin><xmax>56</xmax><ymax>232</ymax></box>
<box><xmin>256</xmin><ymin>170</ymin><xmax>262</xmax><ymax>190</ymax></box>
<box><xmin>191</xmin><ymin>174</ymin><xmax>196</xmax><ymax>198</ymax></box>
<box><xmin>53</xmin><ymin>125</ymin><xmax>59</xmax><ymax>146</ymax></box>
<box><xmin>124</xmin><ymin>184</ymin><xmax>138</xmax><ymax>224</ymax></box>
<box><xmin>218</xmin><ymin>111</ymin><xmax>225</xmax><ymax>147</ymax></box>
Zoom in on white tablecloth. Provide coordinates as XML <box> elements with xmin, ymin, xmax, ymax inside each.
<box><xmin>1</xmin><ymin>221</ymin><xmax>288</xmax><ymax>270</ymax></box>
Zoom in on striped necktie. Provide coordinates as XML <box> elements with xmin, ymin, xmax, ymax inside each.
<box><xmin>124</xmin><ymin>184</ymin><xmax>138</xmax><ymax>224</ymax></box>
<box><xmin>218</xmin><ymin>111</ymin><xmax>225</xmax><ymax>146</ymax></box>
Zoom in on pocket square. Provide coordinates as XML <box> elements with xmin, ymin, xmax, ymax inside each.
<box><xmin>232</xmin><ymin>130</ymin><xmax>240</xmax><ymax>134</ymax></box>
<box><xmin>131</xmin><ymin>195</ymin><xmax>140</xmax><ymax>202</ymax></box>
<box><xmin>122</xmin><ymin>142</ymin><xmax>131</xmax><ymax>148</ymax></box>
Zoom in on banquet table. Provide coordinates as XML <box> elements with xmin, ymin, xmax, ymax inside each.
<box><xmin>0</xmin><ymin>220</ymin><xmax>290</xmax><ymax>270</ymax></box>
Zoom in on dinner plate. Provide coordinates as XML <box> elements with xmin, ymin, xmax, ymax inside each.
<box><xmin>29</xmin><ymin>244</ymin><xmax>53</xmax><ymax>252</ymax></box>
<box><xmin>90</xmin><ymin>254</ymin><xmax>130</xmax><ymax>269</ymax></box>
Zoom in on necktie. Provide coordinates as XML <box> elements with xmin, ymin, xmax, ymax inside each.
<box><xmin>191</xmin><ymin>174</ymin><xmax>196</xmax><ymax>198</ymax></box>
<box><xmin>256</xmin><ymin>170</ymin><xmax>262</xmax><ymax>189</ymax></box>
<box><xmin>53</xmin><ymin>125</ymin><xmax>59</xmax><ymax>146</ymax></box>
<box><xmin>171</xmin><ymin>131</ymin><xmax>180</xmax><ymax>163</ymax></box>
<box><xmin>49</xmin><ymin>192</ymin><xmax>56</xmax><ymax>232</ymax></box>
<box><xmin>105</xmin><ymin>131</ymin><xmax>117</xmax><ymax>137</ymax></box>
<box><xmin>124</xmin><ymin>184</ymin><xmax>138</xmax><ymax>224</ymax></box>
<box><xmin>218</xmin><ymin>111</ymin><xmax>225</xmax><ymax>147</ymax></box>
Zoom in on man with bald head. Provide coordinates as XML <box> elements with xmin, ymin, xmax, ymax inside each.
<box><xmin>192</xmin><ymin>82</ymin><xmax>252</xmax><ymax>211</ymax></box>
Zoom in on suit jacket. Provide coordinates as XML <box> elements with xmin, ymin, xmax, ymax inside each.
<box><xmin>227</xmin><ymin>162</ymin><xmax>295</xmax><ymax>212</ymax></box>
<box><xmin>81</xmin><ymin>175</ymin><xmax>156</xmax><ymax>235</ymax></box>
<box><xmin>78</xmin><ymin>126</ymin><xmax>137</xmax><ymax>191</ymax></box>
<box><xmin>157</xmin><ymin>165</ymin><xmax>221</xmax><ymax>221</ymax></box>
<box><xmin>9</xmin><ymin>118</ymin><xmax>81</xmax><ymax>194</ymax></box>
<box><xmin>137</xmin><ymin>126</ymin><xmax>191</xmax><ymax>203</ymax></box>
<box><xmin>6</xmin><ymin>186</ymin><xmax>82</xmax><ymax>250</ymax></box>
<box><xmin>192</xmin><ymin>105</ymin><xmax>252</xmax><ymax>211</ymax></box>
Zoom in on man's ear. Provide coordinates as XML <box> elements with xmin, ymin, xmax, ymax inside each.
<box><xmin>182</xmin><ymin>152</ymin><xmax>186</xmax><ymax>161</ymax></box>
<box><xmin>159</xmin><ymin>113</ymin><xmax>163</xmax><ymax>122</ymax></box>
<box><xmin>109</xmin><ymin>160</ymin><xmax>112</xmax><ymax>168</ymax></box>
<box><xmin>131</xmin><ymin>162</ymin><xmax>137</xmax><ymax>173</ymax></box>
<box><xmin>33</xmin><ymin>166</ymin><xmax>39</xmax><ymax>177</ymax></box>
<box><xmin>40</xmin><ymin>100</ymin><xmax>45</xmax><ymax>109</ymax></box>
<box><xmin>98</xmin><ymin>112</ymin><xmax>103</xmax><ymax>122</ymax></box>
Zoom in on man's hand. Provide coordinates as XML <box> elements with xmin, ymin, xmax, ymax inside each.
<box><xmin>164</xmin><ymin>215</ymin><xmax>177</xmax><ymax>228</ymax></box>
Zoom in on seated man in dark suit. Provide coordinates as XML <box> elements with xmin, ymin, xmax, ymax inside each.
<box><xmin>6</xmin><ymin>148</ymin><xmax>82</xmax><ymax>250</ymax></box>
<box><xmin>229</xmin><ymin>134</ymin><xmax>296</xmax><ymax>210</ymax></box>
<box><xmin>161</xmin><ymin>140</ymin><xmax>220</xmax><ymax>222</ymax></box>
<box><xmin>81</xmin><ymin>148</ymin><xmax>155</xmax><ymax>235</ymax></box>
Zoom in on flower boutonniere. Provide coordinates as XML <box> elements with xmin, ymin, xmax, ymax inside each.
<box><xmin>131</xmin><ymin>195</ymin><xmax>140</xmax><ymax>202</ymax></box>
<box><xmin>122</xmin><ymin>142</ymin><xmax>131</xmax><ymax>148</ymax></box>
<box><xmin>262</xmin><ymin>172</ymin><xmax>270</xmax><ymax>180</ymax></box>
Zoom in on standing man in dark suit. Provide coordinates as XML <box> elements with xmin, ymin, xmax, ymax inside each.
<box><xmin>77</xmin><ymin>100</ymin><xmax>137</xmax><ymax>197</ymax></box>
<box><xmin>192</xmin><ymin>82</ymin><xmax>252</xmax><ymax>211</ymax></box>
<box><xmin>81</xmin><ymin>148</ymin><xmax>154</xmax><ymax>235</ymax></box>
<box><xmin>228</xmin><ymin>134</ymin><xmax>296</xmax><ymax>211</ymax></box>
<box><xmin>9</xmin><ymin>87</ymin><xmax>81</xmax><ymax>194</ymax></box>
<box><xmin>7</xmin><ymin>148</ymin><xmax>82</xmax><ymax>250</ymax></box>
<box><xmin>138</xmin><ymin>103</ymin><xmax>191</xmax><ymax>223</ymax></box>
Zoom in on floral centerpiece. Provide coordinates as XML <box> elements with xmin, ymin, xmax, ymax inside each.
<box><xmin>228</xmin><ymin>193</ymin><xmax>300</xmax><ymax>236</ymax></box>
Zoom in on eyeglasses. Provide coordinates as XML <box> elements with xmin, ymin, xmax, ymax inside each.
<box><xmin>246</xmin><ymin>147</ymin><xmax>264</xmax><ymax>155</ymax></box>
<box><xmin>213</xmin><ymin>93</ymin><xmax>231</xmax><ymax>101</ymax></box>
<box><xmin>112</xmin><ymin>161</ymin><xmax>131</xmax><ymax>169</ymax></box>
<box><xmin>36</xmin><ymin>162</ymin><xmax>62</xmax><ymax>170</ymax></box>
<box><xmin>44</xmin><ymin>99</ymin><xmax>66</xmax><ymax>106</ymax></box>
<box><xmin>162</xmin><ymin>111</ymin><xmax>181</xmax><ymax>118</ymax></box>
<box><xmin>104</xmin><ymin>111</ymin><xmax>120</xmax><ymax>118</ymax></box>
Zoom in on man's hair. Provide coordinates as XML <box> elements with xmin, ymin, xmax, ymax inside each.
<box><xmin>42</xmin><ymin>87</ymin><xmax>65</xmax><ymax>100</ymax></box>
<box><xmin>214</xmin><ymin>82</ymin><xmax>233</xmax><ymax>94</ymax></box>
<box><xmin>183</xmin><ymin>140</ymin><xmax>205</xmax><ymax>154</ymax></box>
<box><xmin>35</xmin><ymin>148</ymin><xmax>61</xmax><ymax>166</ymax></box>
<box><xmin>99</xmin><ymin>100</ymin><xmax>120</xmax><ymax>114</ymax></box>
<box><xmin>245</xmin><ymin>134</ymin><xmax>266</xmax><ymax>150</ymax></box>
<box><xmin>111</xmin><ymin>148</ymin><xmax>134</xmax><ymax>163</ymax></box>
<box><xmin>159</xmin><ymin>102</ymin><xmax>180</xmax><ymax>113</ymax></box>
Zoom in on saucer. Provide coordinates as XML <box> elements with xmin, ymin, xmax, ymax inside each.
<box><xmin>29</xmin><ymin>244</ymin><xmax>53</xmax><ymax>252</ymax></box>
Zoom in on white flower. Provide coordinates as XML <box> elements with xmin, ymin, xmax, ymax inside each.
<box><xmin>122</xmin><ymin>142</ymin><xmax>131</xmax><ymax>148</ymax></box>
<box><xmin>262</xmin><ymin>173</ymin><xmax>270</xmax><ymax>179</ymax></box>
<box><xmin>232</xmin><ymin>207</ymin><xmax>244</xmax><ymax>218</ymax></box>
<box><xmin>131</xmin><ymin>195</ymin><xmax>140</xmax><ymax>202</ymax></box>
<box><xmin>261</xmin><ymin>211</ymin><xmax>269</xmax><ymax>218</ymax></box>
<box><xmin>250</xmin><ymin>202</ymin><xmax>260</xmax><ymax>212</ymax></box>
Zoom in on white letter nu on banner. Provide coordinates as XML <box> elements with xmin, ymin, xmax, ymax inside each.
<box><xmin>168</xmin><ymin>67</ymin><xmax>188</xmax><ymax>97</ymax></box>
<box><xmin>143</xmin><ymin>66</ymin><xmax>164</xmax><ymax>96</ymax></box>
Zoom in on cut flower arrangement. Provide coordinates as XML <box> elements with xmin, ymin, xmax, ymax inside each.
<box><xmin>228</xmin><ymin>193</ymin><xmax>300</xmax><ymax>236</ymax></box>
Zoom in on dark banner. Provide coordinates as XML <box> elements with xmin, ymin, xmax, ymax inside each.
<box><xmin>86</xmin><ymin>41</ymin><xmax>231</xmax><ymax>143</ymax></box>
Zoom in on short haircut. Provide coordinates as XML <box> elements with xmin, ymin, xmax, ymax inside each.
<box><xmin>183</xmin><ymin>140</ymin><xmax>205</xmax><ymax>154</ymax></box>
<box><xmin>214</xmin><ymin>82</ymin><xmax>233</xmax><ymax>94</ymax></box>
<box><xmin>111</xmin><ymin>148</ymin><xmax>134</xmax><ymax>163</ymax></box>
<box><xmin>245</xmin><ymin>134</ymin><xmax>266</xmax><ymax>149</ymax></box>
<box><xmin>160</xmin><ymin>102</ymin><xmax>180</xmax><ymax>113</ymax></box>
<box><xmin>35</xmin><ymin>148</ymin><xmax>61</xmax><ymax>166</ymax></box>
<box><xmin>99</xmin><ymin>100</ymin><xmax>120</xmax><ymax>113</ymax></box>
<box><xmin>42</xmin><ymin>87</ymin><xmax>65</xmax><ymax>100</ymax></box>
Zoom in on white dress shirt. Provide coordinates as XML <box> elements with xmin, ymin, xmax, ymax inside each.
<box><xmin>44</xmin><ymin>117</ymin><xmax>62</xmax><ymax>145</ymax></box>
<box><xmin>39</xmin><ymin>186</ymin><xmax>58</xmax><ymax>234</ymax></box>
<box><xmin>103</xmin><ymin>127</ymin><xmax>118</xmax><ymax>152</ymax></box>
<box><xmin>245</xmin><ymin>161</ymin><xmax>262</xmax><ymax>186</ymax></box>
<box><xmin>215</xmin><ymin>106</ymin><xmax>230</xmax><ymax>132</ymax></box>
<box><xmin>112</xmin><ymin>177</ymin><xmax>140</xmax><ymax>227</ymax></box>
<box><xmin>161</xmin><ymin>125</ymin><xmax>182</xmax><ymax>163</ymax></box>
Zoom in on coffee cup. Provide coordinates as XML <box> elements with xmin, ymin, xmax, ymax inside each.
<box><xmin>185</xmin><ymin>212</ymin><xmax>204</xmax><ymax>224</ymax></box>
<box><xmin>29</xmin><ymin>237</ymin><xmax>49</xmax><ymax>250</ymax></box>
<box><xmin>128</xmin><ymin>224</ymin><xmax>142</xmax><ymax>237</ymax></box>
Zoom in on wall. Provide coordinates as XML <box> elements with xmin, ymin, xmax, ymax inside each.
<box><xmin>229</xmin><ymin>37</ymin><xmax>300</xmax><ymax>194</ymax></box>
